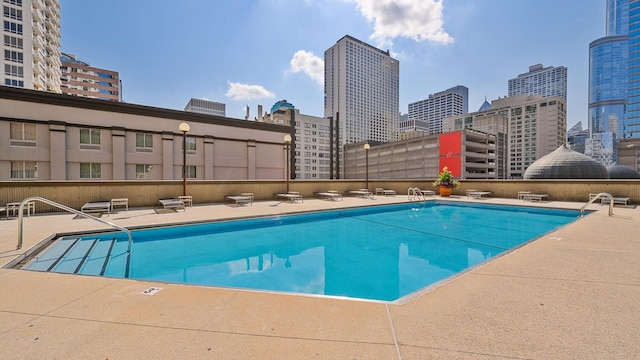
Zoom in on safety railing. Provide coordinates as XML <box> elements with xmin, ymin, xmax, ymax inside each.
<box><xmin>16</xmin><ymin>196</ymin><xmax>133</xmax><ymax>277</ymax></box>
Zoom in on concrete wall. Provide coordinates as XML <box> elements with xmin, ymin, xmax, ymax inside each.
<box><xmin>1</xmin><ymin>180</ymin><xmax>639</xmax><ymax>214</ymax></box>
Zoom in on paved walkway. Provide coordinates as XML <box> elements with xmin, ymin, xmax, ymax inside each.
<box><xmin>0</xmin><ymin>195</ymin><xmax>638</xmax><ymax>359</ymax></box>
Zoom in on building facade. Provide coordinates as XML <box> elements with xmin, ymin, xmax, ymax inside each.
<box><xmin>508</xmin><ymin>64</ymin><xmax>568</xmax><ymax>101</ymax></box>
<box><xmin>184</xmin><ymin>98</ymin><xmax>225</xmax><ymax>116</ymax></box>
<box><xmin>60</xmin><ymin>53</ymin><xmax>121</xmax><ymax>102</ymax></box>
<box><xmin>0</xmin><ymin>87</ymin><xmax>289</xmax><ymax>181</ymax></box>
<box><xmin>405</xmin><ymin>85</ymin><xmax>468</xmax><ymax>135</ymax></box>
<box><xmin>343</xmin><ymin>129</ymin><xmax>497</xmax><ymax>180</ymax></box>
<box><xmin>3</xmin><ymin>0</ymin><xmax>61</xmax><ymax>91</ymax></box>
<box><xmin>324</xmin><ymin>35</ymin><xmax>400</xmax><ymax>177</ymax></box>
<box><xmin>443</xmin><ymin>94</ymin><xmax>566</xmax><ymax>179</ymax></box>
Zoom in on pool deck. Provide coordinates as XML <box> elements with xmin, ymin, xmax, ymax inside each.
<box><xmin>0</xmin><ymin>195</ymin><xmax>639</xmax><ymax>359</ymax></box>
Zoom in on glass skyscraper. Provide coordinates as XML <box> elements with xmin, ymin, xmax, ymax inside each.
<box><xmin>588</xmin><ymin>0</ymin><xmax>631</xmax><ymax>165</ymax></box>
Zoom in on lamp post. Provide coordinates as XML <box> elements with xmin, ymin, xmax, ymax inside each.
<box><xmin>364</xmin><ymin>142</ymin><xmax>370</xmax><ymax>190</ymax></box>
<box><xmin>284</xmin><ymin>134</ymin><xmax>292</xmax><ymax>193</ymax></box>
<box><xmin>179</xmin><ymin>122</ymin><xmax>190</xmax><ymax>196</ymax></box>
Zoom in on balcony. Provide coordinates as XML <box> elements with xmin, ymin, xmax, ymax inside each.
<box><xmin>32</xmin><ymin>0</ymin><xmax>44</xmax><ymax>10</ymax></box>
<box><xmin>32</xmin><ymin>36</ymin><xmax>45</xmax><ymax>50</ymax></box>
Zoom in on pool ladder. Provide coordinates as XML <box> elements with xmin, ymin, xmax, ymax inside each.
<box><xmin>16</xmin><ymin>196</ymin><xmax>134</xmax><ymax>278</ymax></box>
<box><xmin>408</xmin><ymin>187</ymin><xmax>424</xmax><ymax>202</ymax></box>
<box><xmin>580</xmin><ymin>192</ymin><xmax>614</xmax><ymax>217</ymax></box>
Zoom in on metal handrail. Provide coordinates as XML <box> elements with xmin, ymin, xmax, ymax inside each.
<box><xmin>17</xmin><ymin>196</ymin><xmax>133</xmax><ymax>278</ymax></box>
<box><xmin>580</xmin><ymin>192</ymin><xmax>614</xmax><ymax>217</ymax></box>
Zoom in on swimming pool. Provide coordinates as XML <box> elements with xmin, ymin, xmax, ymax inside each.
<box><xmin>23</xmin><ymin>202</ymin><xmax>581</xmax><ymax>302</ymax></box>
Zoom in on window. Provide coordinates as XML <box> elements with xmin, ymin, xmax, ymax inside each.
<box><xmin>3</xmin><ymin>6</ymin><xmax>22</xmax><ymax>20</ymax></box>
<box><xmin>4</xmin><ymin>49</ymin><xmax>22</xmax><ymax>63</ymax></box>
<box><xmin>136</xmin><ymin>132</ymin><xmax>153</xmax><ymax>152</ymax></box>
<box><xmin>135</xmin><ymin>164</ymin><xmax>154</xmax><ymax>179</ymax></box>
<box><xmin>4</xmin><ymin>63</ymin><xmax>22</xmax><ymax>77</ymax></box>
<box><xmin>4</xmin><ymin>0</ymin><xmax>23</xmax><ymax>6</ymax></box>
<box><xmin>3</xmin><ymin>20</ymin><xmax>22</xmax><ymax>34</ymax></box>
<box><xmin>184</xmin><ymin>137</ymin><xmax>196</xmax><ymax>153</ymax></box>
<box><xmin>10</xmin><ymin>122</ymin><xmax>35</xmax><ymax>146</ymax></box>
<box><xmin>4</xmin><ymin>78</ymin><xmax>23</xmax><ymax>86</ymax></box>
<box><xmin>186</xmin><ymin>165</ymin><xmax>196</xmax><ymax>179</ymax></box>
<box><xmin>3</xmin><ymin>35</ymin><xmax>22</xmax><ymax>48</ymax></box>
<box><xmin>80</xmin><ymin>163</ymin><xmax>101</xmax><ymax>179</ymax></box>
<box><xmin>79</xmin><ymin>128</ymin><xmax>100</xmax><ymax>149</ymax></box>
<box><xmin>10</xmin><ymin>160</ymin><xmax>35</xmax><ymax>179</ymax></box>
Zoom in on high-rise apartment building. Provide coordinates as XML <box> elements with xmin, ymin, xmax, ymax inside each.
<box><xmin>60</xmin><ymin>53</ymin><xmax>121</xmax><ymax>102</ymax></box>
<box><xmin>324</xmin><ymin>35</ymin><xmax>400</xmax><ymax>177</ymax></box>
<box><xmin>508</xmin><ymin>64</ymin><xmax>568</xmax><ymax>100</ymax></box>
<box><xmin>184</xmin><ymin>98</ymin><xmax>225</xmax><ymax>116</ymax></box>
<box><xmin>443</xmin><ymin>94</ymin><xmax>566</xmax><ymax>179</ymax></box>
<box><xmin>404</xmin><ymin>85</ymin><xmax>468</xmax><ymax>134</ymax></box>
<box><xmin>2</xmin><ymin>0</ymin><xmax>61</xmax><ymax>91</ymax></box>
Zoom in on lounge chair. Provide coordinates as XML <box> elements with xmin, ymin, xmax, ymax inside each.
<box><xmin>158</xmin><ymin>198</ymin><xmax>186</xmax><ymax>211</ymax></box>
<box><xmin>600</xmin><ymin>196</ymin><xmax>630</xmax><ymax>206</ymax></box>
<box><xmin>225</xmin><ymin>194</ymin><xmax>253</xmax><ymax>206</ymax></box>
<box><xmin>522</xmin><ymin>193</ymin><xmax>549</xmax><ymax>202</ymax></box>
<box><xmin>0</xmin><ymin>205</ymin><xmax>7</xmax><ymax>219</ymax></box>
<box><xmin>375</xmin><ymin>188</ymin><xmax>396</xmax><ymax>196</ymax></box>
<box><xmin>467</xmin><ymin>191</ymin><xmax>492</xmax><ymax>199</ymax></box>
<box><xmin>348</xmin><ymin>189</ymin><xmax>375</xmax><ymax>199</ymax></box>
<box><xmin>275</xmin><ymin>192</ymin><xmax>303</xmax><ymax>202</ymax></box>
<box><xmin>316</xmin><ymin>191</ymin><xmax>343</xmax><ymax>201</ymax></box>
<box><xmin>81</xmin><ymin>201</ymin><xmax>111</xmax><ymax>215</ymax></box>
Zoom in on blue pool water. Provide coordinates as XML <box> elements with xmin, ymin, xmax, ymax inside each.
<box><xmin>26</xmin><ymin>202</ymin><xmax>581</xmax><ymax>301</ymax></box>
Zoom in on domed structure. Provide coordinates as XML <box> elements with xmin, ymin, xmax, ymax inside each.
<box><xmin>606</xmin><ymin>164</ymin><xmax>640</xmax><ymax>179</ymax></box>
<box><xmin>523</xmin><ymin>145</ymin><xmax>609</xmax><ymax>179</ymax></box>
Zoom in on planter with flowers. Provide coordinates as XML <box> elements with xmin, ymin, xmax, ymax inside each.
<box><xmin>432</xmin><ymin>166</ymin><xmax>460</xmax><ymax>197</ymax></box>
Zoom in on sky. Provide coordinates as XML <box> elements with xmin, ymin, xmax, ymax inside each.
<box><xmin>59</xmin><ymin>0</ymin><xmax>605</xmax><ymax>129</ymax></box>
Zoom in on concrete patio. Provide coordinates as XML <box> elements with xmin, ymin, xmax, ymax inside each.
<box><xmin>0</xmin><ymin>195</ymin><xmax>638</xmax><ymax>359</ymax></box>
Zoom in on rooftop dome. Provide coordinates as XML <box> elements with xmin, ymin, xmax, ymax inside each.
<box><xmin>606</xmin><ymin>164</ymin><xmax>640</xmax><ymax>179</ymax></box>
<box><xmin>523</xmin><ymin>145</ymin><xmax>609</xmax><ymax>179</ymax></box>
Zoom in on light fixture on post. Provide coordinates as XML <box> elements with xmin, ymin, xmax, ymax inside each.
<box><xmin>364</xmin><ymin>142</ymin><xmax>370</xmax><ymax>190</ymax></box>
<box><xmin>179</xmin><ymin>122</ymin><xmax>190</xmax><ymax>196</ymax></box>
<box><xmin>284</xmin><ymin>134</ymin><xmax>292</xmax><ymax>193</ymax></box>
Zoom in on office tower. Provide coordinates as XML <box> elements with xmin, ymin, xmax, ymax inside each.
<box><xmin>625</xmin><ymin>0</ymin><xmax>640</xmax><ymax>138</ymax></box>
<box><xmin>508</xmin><ymin>64</ymin><xmax>568</xmax><ymax>100</ymax></box>
<box><xmin>3</xmin><ymin>0</ymin><xmax>61</xmax><ymax>91</ymax></box>
<box><xmin>587</xmin><ymin>0</ymin><xmax>631</xmax><ymax>165</ymax></box>
<box><xmin>443</xmin><ymin>94</ymin><xmax>566</xmax><ymax>179</ymax></box>
<box><xmin>60</xmin><ymin>53</ymin><xmax>121</xmax><ymax>102</ymax></box>
<box><xmin>324</xmin><ymin>35</ymin><xmax>400</xmax><ymax>177</ymax></box>
<box><xmin>404</xmin><ymin>85</ymin><xmax>468</xmax><ymax>135</ymax></box>
<box><xmin>184</xmin><ymin>98</ymin><xmax>225</xmax><ymax>116</ymax></box>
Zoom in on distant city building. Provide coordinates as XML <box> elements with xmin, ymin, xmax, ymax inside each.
<box><xmin>404</xmin><ymin>85</ymin><xmax>468</xmax><ymax>135</ymax></box>
<box><xmin>324</xmin><ymin>35</ymin><xmax>400</xmax><ymax>177</ymax></box>
<box><xmin>344</xmin><ymin>129</ymin><xmax>497</xmax><ymax>180</ymax></box>
<box><xmin>508</xmin><ymin>64</ymin><xmax>568</xmax><ymax>100</ymax></box>
<box><xmin>443</xmin><ymin>94</ymin><xmax>567</xmax><ymax>179</ymax></box>
<box><xmin>2</xmin><ymin>0</ymin><xmax>61</xmax><ymax>92</ymax></box>
<box><xmin>618</xmin><ymin>138</ymin><xmax>640</xmax><ymax>171</ymax></box>
<box><xmin>567</xmin><ymin>121</ymin><xmax>589</xmax><ymax>154</ymax></box>
<box><xmin>184</xmin><ymin>98</ymin><xmax>225</xmax><ymax>116</ymax></box>
<box><xmin>60</xmin><ymin>53</ymin><xmax>121</xmax><ymax>102</ymax></box>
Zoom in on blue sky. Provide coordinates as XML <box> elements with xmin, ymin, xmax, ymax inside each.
<box><xmin>59</xmin><ymin>0</ymin><xmax>604</xmax><ymax>129</ymax></box>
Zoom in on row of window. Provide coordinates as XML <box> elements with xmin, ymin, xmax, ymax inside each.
<box><xmin>10</xmin><ymin>124</ymin><xmax>197</xmax><ymax>151</ymax></box>
<box><xmin>9</xmin><ymin>161</ymin><xmax>198</xmax><ymax>180</ymax></box>
<box><xmin>4</xmin><ymin>77</ymin><xmax>22</xmax><ymax>86</ymax></box>
<box><xmin>3</xmin><ymin>6</ymin><xmax>22</xmax><ymax>20</ymax></box>
<box><xmin>5</xmin><ymin>49</ymin><xmax>22</xmax><ymax>63</ymax></box>
<box><xmin>3</xmin><ymin>20</ymin><xmax>22</xmax><ymax>34</ymax></box>
<box><xmin>4</xmin><ymin>34</ymin><xmax>22</xmax><ymax>48</ymax></box>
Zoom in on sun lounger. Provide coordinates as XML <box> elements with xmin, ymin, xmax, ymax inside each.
<box><xmin>375</xmin><ymin>188</ymin><xmax>396</xmax><ymax>196</ymax></box>
<box><xmin>158</xmin><ymin>198</ymin><xmax>186</xmax><ymax>211</ymax></box>
<box><xmin>81</xmin><ymin>201</ymin><xmax>111</xmax><ymax>215</ymax></box>
<box><xmin>275</xmin><ymin>193</ymin><xmax>304</xmax><ymax>202</ymax></box>
<box><xmin>225</xmin><ymin>195</ymin><xmax>253</xmax><ymax>206</ymax></box>
<box><xmin>522</xmin><ymin>193</ymin><xmax>549</xmax><ymax>202</ymax></box>
<box><xmin>348</xmin><ymin>190</ymin><xmax>375</xmax><ymax>199</ymax></box>
<box><xmin>467</xmin><ymin>191</ymin><xmax>492</xmax><ymax>199</ymax></box>
<box><xmin>600</xmin><ymin>197</ymin><xmax>630</xmax><ymax>206</ymax></box>
<box><xmin>316</xmin><ymin>191</ymin><xmax>343</xmax><ymax>201</ymax></box>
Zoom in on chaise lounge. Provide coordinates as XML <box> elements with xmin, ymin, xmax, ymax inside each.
<box><xmin>80</xmin><ymin>201</ymin><xmax>111</xmax><ymax>215</ymax></box>
<box><xmin>275</xmin><ymin>192</ymin><xmax>304</xmax><ymax>203</ymax></box>
<box><xmin>158</xmin><ymin>198</ymin><xmax>186</xmax><ymax>211</ymax></box>
<box><xmin>375</xmin><ymin>188</ymin><xmax>396</xmax><ymax>196</ymax></box>
<box><xmin>225</xmin><ymin>194</ymin><xmax>253</xmax><ymax>206</ymax></box>
<box><xmin>316</xmin><ymin>191</ymin><xmax>343</xmax><ymax>201</ymax></box>
<box><xmin>348</xmin><ymin>189</ymin><xmax>375</xmax><ymax>199</ymax></box>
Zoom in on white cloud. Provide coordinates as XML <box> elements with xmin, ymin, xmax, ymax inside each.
<box><xmin>289</xmin><ymin>50</ymin><xmax>324</xmax><ymax>85</ymax></box>
<box><xmin>225</xmin><ymin>81</ymin><xmax>275</xmax><ymax>101</ymax></box>
<box><xmin>348</xmin><ymin>0</ymin><xmax>453</xmax><ymax>46</ymax></box>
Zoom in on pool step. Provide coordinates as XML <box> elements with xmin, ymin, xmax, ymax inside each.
<box><xmin>24</xmin><ymin>236</ymin><xmax>125</xmax><ymax>277</ymax></box>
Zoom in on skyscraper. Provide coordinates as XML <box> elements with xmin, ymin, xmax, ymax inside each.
<box><xmin>508</xmin><ymin>64</ymin><xmax>568</xmax><ymax>100</ymax></box>
<box><xmin>184</xmin><ymin>98</ymin><xmax>225</xmax><ymax>116</ymax></box>
<box><xmin>324</xmin><ymin>35</ymin><xmax>400</xmax><ymax>144</ymax></box>
<box><xmin>587</xmin><ymin>0</ymin><xmax>635</xmax><ymax>165</ymax></box>
<box><xmin>2</xmin><ymin>0</ymin><xmax>61</xmax><ymax>91</ymax></box>
<box><xmin>404</xmin><ymin>85</ymin><xmax>468</xmax><ymax>135</ymax></box>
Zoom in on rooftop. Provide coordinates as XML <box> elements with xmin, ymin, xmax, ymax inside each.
<box><xmin>1</xmin><ymin>195</ymin><xmax>638</xmax><ymax>359</ymax></box>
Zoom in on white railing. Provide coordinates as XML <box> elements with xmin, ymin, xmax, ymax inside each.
<box><xmin>580</xmin><ymin>192</ymin><xmax>614</xmax><ymax>217</ymax></box>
